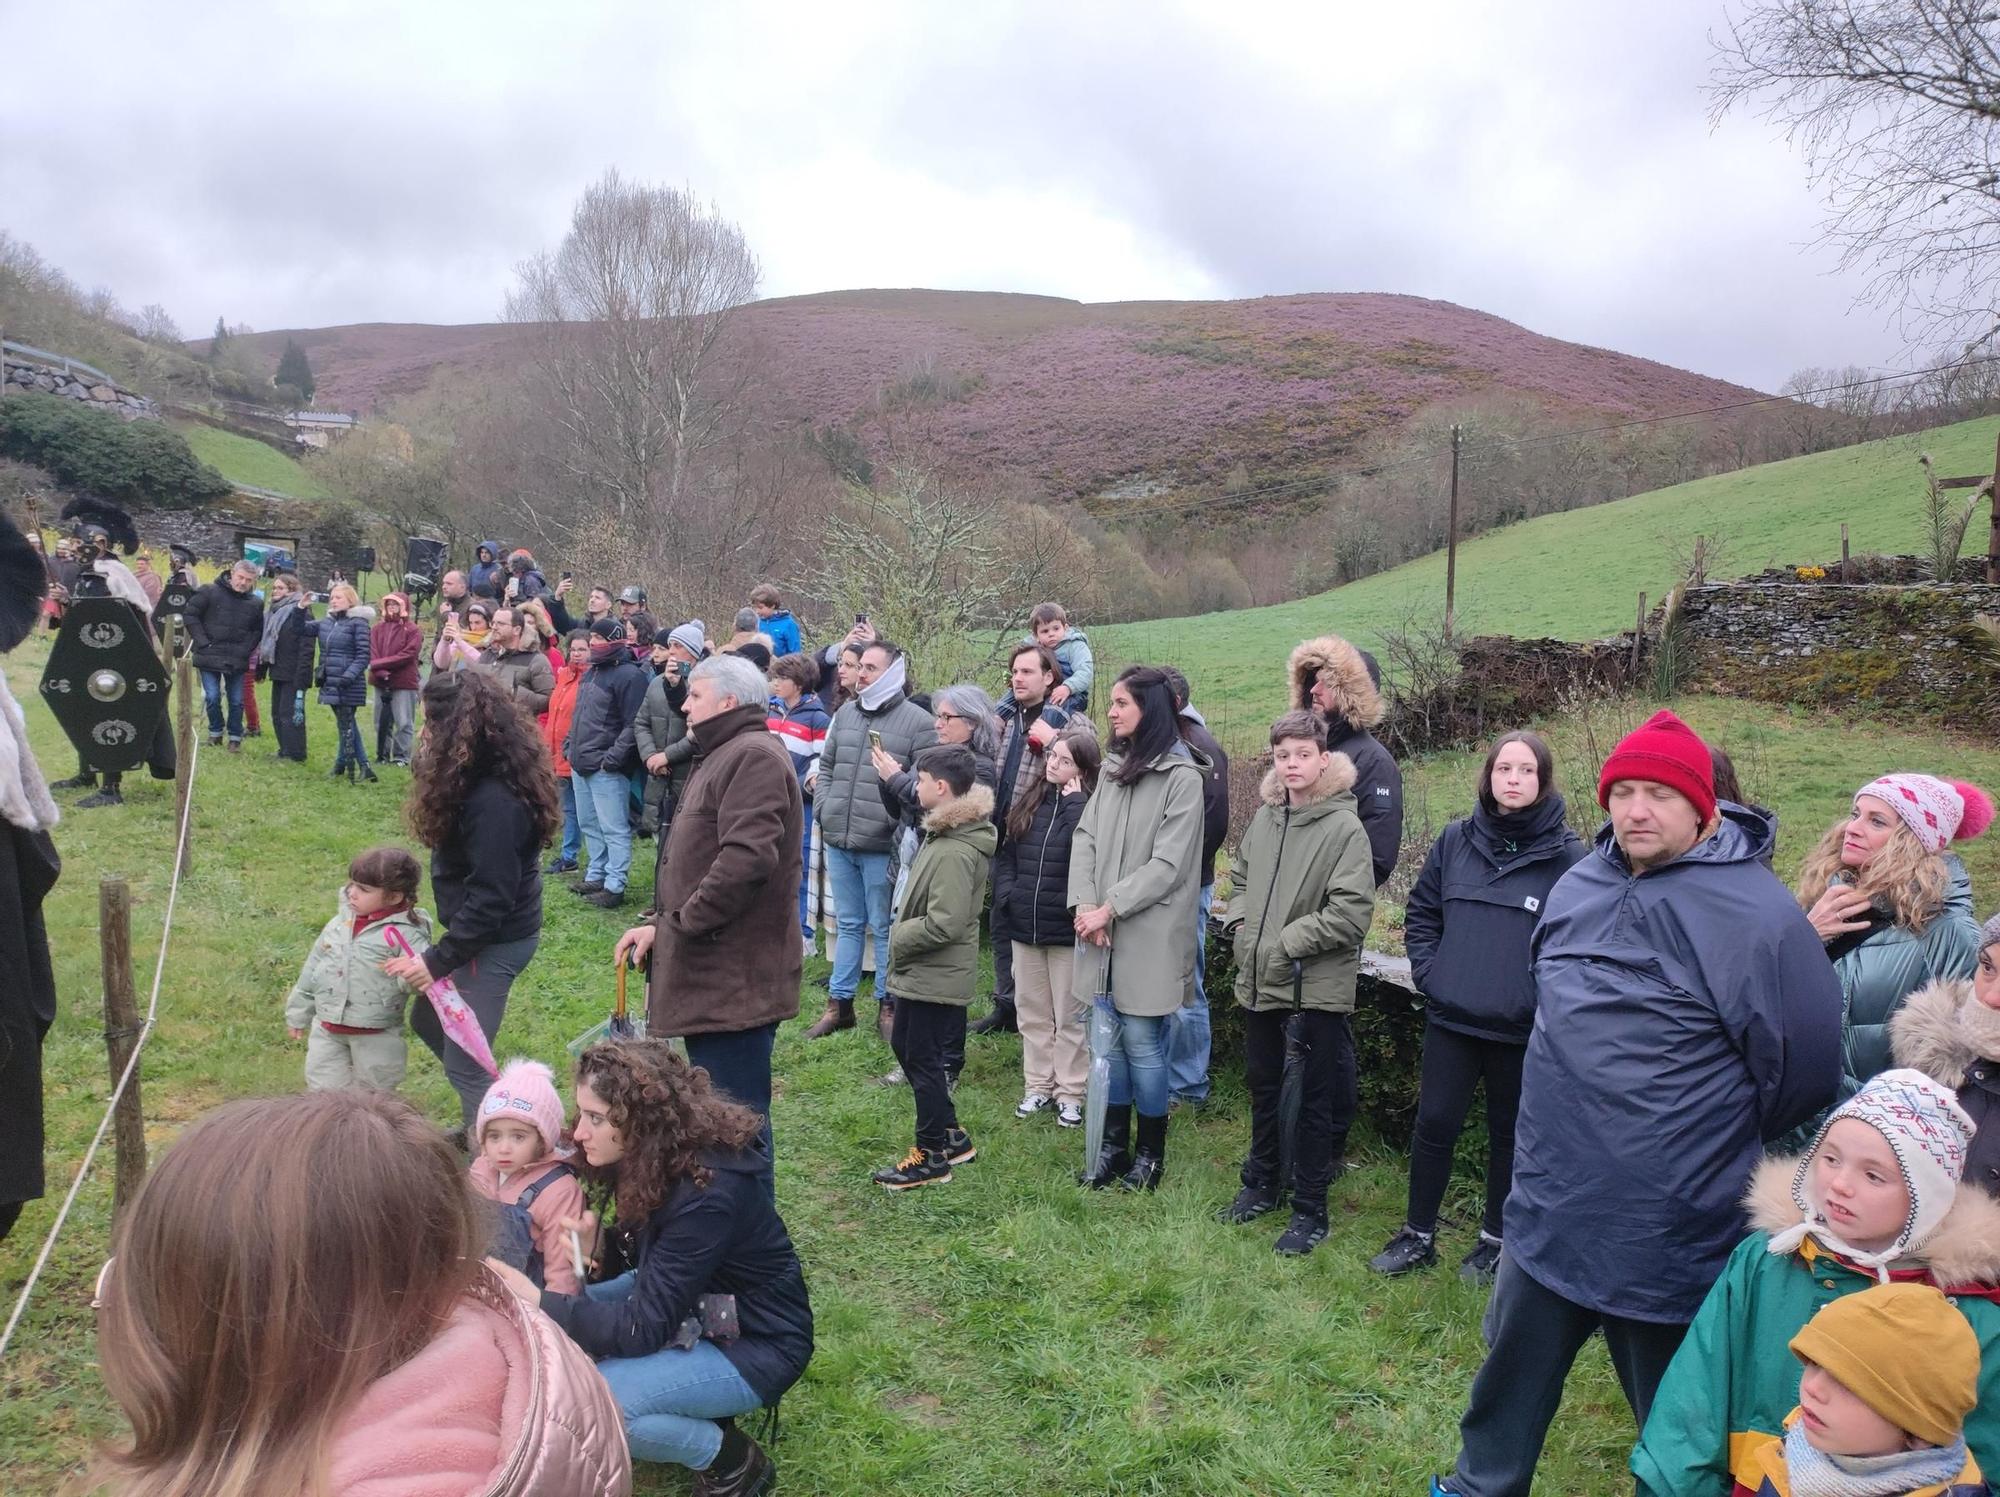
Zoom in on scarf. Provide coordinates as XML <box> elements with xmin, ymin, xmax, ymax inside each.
<box><xmin>858</xmin><ymin>652</ymin><xmax>907</xmax><ymax>712</ymax></box>
<box><xmin>0</xmin><ymin>670</ymin><xmax>58</xmax><ymax>832</ymax></box>
<box><xmin>1782</xmin><ymin>1421</ymin><xmax>1966</xmax><ymax>1496</ymax></box>
<box><xmin>260</xmin><ymin>595</ymin><xmax>298</xmax><ymax>660</ymax></box>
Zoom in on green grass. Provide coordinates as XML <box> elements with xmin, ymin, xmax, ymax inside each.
<box><xmin>175</xmin><ymin>421</ymin><xmax>330</xmax><ymax>498</ymax></box>
<box><xmin>12</xmin><ymin>615</ymin><xmax>2000</xmax><ymax>1491</ymax></box>
<box><xmin>1097</xmin><ymin>416</ymin><xmax>2000</xmax><ymax>742</ymax></box>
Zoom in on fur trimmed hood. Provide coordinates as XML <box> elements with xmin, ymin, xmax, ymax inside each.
<box><xmin>1258</xmin><ymin>751</ymin><xmax>1358</xmax><ymax>809</ymax></box>
<box><xmin>1287</xmin><ymin>634</ymin><xmax>1384</xmax><ymax>730</ymax></box>
<box><xmin>922</xmin><ymin>782</ymin><xmax>996</xmax><ymax>835</ymax></box>
<box><xmin>1744</xmin><ymin>1154</ymin><xmax>2000</xmax><ymax>1288</ymax></box>
<box><xmin>1892</xmin><ymin>977</ymin><xmax>2000</xmax><ymax>1090</ymax></box>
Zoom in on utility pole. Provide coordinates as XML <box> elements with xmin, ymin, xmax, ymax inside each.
<box><xmin>1444</xmin><ymin>423</ymin><xmax>1462</xmax><ymax>636</ymax></box>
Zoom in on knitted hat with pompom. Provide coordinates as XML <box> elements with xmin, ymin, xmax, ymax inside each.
<box><xmin>1854</xmin><ymin>774</ymin><xmax>1995</xmax><ymax>857</ymax></box>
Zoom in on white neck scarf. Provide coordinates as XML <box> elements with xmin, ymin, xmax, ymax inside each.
<box><xmin>858</xmin><ymin>653</ymin><xmax>907</xmax><ymax>712</ymax></box>
<box><xmin>0</xmin><ymin>670</ymin><xmax>58</xmax><ymax>833</ymax></box>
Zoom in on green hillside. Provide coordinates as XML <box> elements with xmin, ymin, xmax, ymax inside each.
<box><xmin>175</xmin><ymin>421</ymin><xmax>330</xmax><ymax>498</ymax></box>
<box><xmin>1098</xmin><ymin>416</ymin><xmax>1999</xmax><ymax>742</ymax></box>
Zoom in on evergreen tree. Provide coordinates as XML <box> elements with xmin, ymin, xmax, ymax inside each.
<box><xmin>275</xmin><ymin>338</ymin><xmax>316</xmax><ymax>402</ymax></box>
<box><xmin>210</xmin><ymin>316</ymin><xmax>230</xmax><ymax>361</ymax></box>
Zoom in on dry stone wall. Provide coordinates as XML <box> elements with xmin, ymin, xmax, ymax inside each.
<box><xmin>2</xmin><ymin>350</ymin><xmax>158</xmax><ymax>421</ymax></box>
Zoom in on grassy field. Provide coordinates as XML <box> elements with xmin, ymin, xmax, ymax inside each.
<box><xmin>9</xmin><ymin>609</ymin><xmax>2000</xmax><ymax>1490</ymax></box>
<box><xmin>1097</xmin><ymin>416</ymin><xmax>2000</xmax><ymax>742</ymax></box>
<box><xmin>176</xmin><ymin>421</ymin><xmax>331</xmax><ymax>498</ymax></box>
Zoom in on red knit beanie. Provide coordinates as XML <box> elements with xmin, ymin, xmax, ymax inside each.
<box><xmin>1597</xmin><ymin>709</ymin><xmax>1716</xmax><ymax>824</ymax></box>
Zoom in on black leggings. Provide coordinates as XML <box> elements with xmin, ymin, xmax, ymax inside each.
<box><xmin>1406</xmin><ymin>1021</ymin><xmax>1524</xmax><ymax>1238</ymax></box>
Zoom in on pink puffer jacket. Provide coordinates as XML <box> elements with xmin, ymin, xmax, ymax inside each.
<box><xmin>328</xmin><ymin>1269</ymin><xmax>631</xmax><ymax>1496</ymax></box>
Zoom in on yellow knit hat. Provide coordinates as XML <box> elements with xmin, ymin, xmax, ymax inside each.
<box><xmin>1789</xmin><ymin>1283</ymin><xmax>1979</xmax><ymax>1448</ymax></box>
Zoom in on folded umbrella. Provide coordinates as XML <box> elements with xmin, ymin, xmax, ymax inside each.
<box><xmin>385</xmin><ymin>925</ymin><xmax>499</xmax><ymax>1078</ymax></box>
<box><xmin>1082</xmin><ymin>946</ymin><xmax>1117</xmax><ymax>1172</ymax></box>
<box><xmin>569</xmin><ymin>952</ymin><xmax>648</xmax><ymax>1058</ymax></box>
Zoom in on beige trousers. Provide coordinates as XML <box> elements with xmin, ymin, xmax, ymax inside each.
<box><xmin>304</xmin><ymin>1024</ymin><xmax>407</xmax><ymax>1091</ymax></box>
<box><xmin>1013</xmin><ymin>942</ymin><xmax>1086</xmax><ymax>1105</ymax></box>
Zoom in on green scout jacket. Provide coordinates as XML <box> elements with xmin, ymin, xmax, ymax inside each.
<box><xmin>888</xmin><ymin>784</ymin><xmax>998</xmax><ymax>1007</ymax></box>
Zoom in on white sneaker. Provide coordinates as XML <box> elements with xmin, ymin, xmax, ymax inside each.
<box><xmin>1056</xmin><ymin>1102</ymin><xmax>1084</xmax><ymax>1128</ymax></box>
<box><xmin>1015</xmin><ymin>1093</ymin><xmax>1052</xmax><ymax>1118</ymax></box>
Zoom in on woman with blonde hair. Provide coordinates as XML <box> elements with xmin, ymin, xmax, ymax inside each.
<box><xmin>1797</xmin><ymin>772</ymin><xmax>1992</xmax><ymax>1095</ymax></box>
<box><xmin>302</xmin><ymin>580</ymin><xmax>374</xmax><ymax>783</ymax></box>
<box><xmin>85</xmin><ymin>1089</ymin><xmax>630</xmax><ymax>1496</ymax></box>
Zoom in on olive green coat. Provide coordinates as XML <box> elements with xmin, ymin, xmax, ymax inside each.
<box><xmin>1067</xmin><ymin>743</ymin><xmax>1210</xmax><ymax>1017</ymax></box>
<box><xmin>887</xmin><ymin>785</ymin><xmax>999</xmax><ymax>1006</ymax></box>
<box><xmin>1232</xmin><ymin>756</ymin><xmax>1376</xmax><ymax>1013</ymax></box>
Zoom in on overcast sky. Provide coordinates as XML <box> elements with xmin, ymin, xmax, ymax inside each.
<box><xmin>1</xmin><ymin>0</ymin><xmax>1922</xmax><ymax>391</ymax></box>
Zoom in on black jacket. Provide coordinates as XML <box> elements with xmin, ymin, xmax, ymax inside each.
<box><xmin>992</xmin><ymin>787</ymin><xmax>1086</xmax><ymax>947</ymax></box>
<box><xmin>541</xmin><ymin>1146</ymin><xmax>813</xmax><ymax>1404</ymax></box>
<box><xmin>1331</xmin><ymin>724</ymin><xmax>1401</xmax><ymax>887</ymax></box>
<box><xmin>1179</xmin><ymin>715</ymin><xmax>1230</xmax><ymax>888</ymax></box>
<box><xmin>0</xmin><ymin>824</ymin><xmax>58</xmax><ymax>1208</ymax></box>
<box><xmin>263</xmin><ymin>601</ymin><xmax>318</xmax><ymax>685</ymax></box>
<box><xmin>565</xmin><ymin>652</ymin><xmax>648</xmax><ymax>776</ymax></box>
<box><xmin>422</xmin><ymin>776</ymin><xmax>544</xmax><ymax>979</ymax></box>
<box><xmin>182</xmin><ymin>580</ymin><xmax>264</xmax><ymax>673</ymax></box>
<box><xmin>1403</xmin><ymin>797</ymin><xmax>1586</xmax><ymax>1043</ymax></box>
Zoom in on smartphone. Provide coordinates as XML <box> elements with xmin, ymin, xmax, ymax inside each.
<box><xmin>869</xmin><ymin>730</ymin><xmax>884</xmax><ymax>752</ymax></box>
<box><xmin>446</xmin><ymin>611</ymin><xmax>460</xmax><ymax>627</ymax></box>
<box><xmin>856</xmin><ymin>613</ymin><xmax>868</xmax><ymax>625</ymax></box>
<box><xmin>561</xmin><ymin>570</ymin><xmax>574</xmax><ymax>581</ymax></box>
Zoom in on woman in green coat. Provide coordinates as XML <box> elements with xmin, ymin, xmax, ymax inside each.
<box><xmin>1068</xmin><ymin>666</ymin><xmax>1208</xmax><ymax>1192</ymax></box>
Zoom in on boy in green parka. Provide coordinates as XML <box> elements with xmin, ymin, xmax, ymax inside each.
<box><xmin>285</xmin><ymin>845</ymin><xmax>432</xmax><ymax>1092</ymax></box>
<box><xmin>1220</xmin><ymin>710</ymin><xmax>1375</xmax><ymax>1256</ymax></box>
<box><xmin>873</xmin><ymin>745</ymin><xmax>997</xmax><ymax>1191</ymax></box>
<box><xmin>1633</xmin><ymin>1068</ymin><xmax>2000</xmax><ymax>1496</ymax></box>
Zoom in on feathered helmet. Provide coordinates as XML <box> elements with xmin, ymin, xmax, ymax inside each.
<box><xmin>59</xmin><ymin>497</ymin><xmax>140</xmax><ymax>555</ymax></box>
<box><xmin>0</xmin><ymin>510</ymin><xmax>49</xmax><ymax>654</ymax></box>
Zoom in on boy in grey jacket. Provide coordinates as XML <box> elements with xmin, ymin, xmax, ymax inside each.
<box><xmin>285</xmin><ymin>846</ymin><xmax>432</xmax><ymax>1091</ymax></box>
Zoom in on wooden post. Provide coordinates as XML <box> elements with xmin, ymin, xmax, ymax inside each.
<box><xmin>99</xmin><ymin>878</ymin><xmax>147</xmax><ymax>1220</ymax></box>
<box><xmin>1692</xmin><ymin>534</ymin><xmax>1707</xmax><ymax>586</ymax></box>
<box><xmin>171</xmin><ymin>623</ymin><xmax>194</xmax><ymax>877</ymax></box>
<box><xmin>1988</xmin><ymin>427</ymin><xmax>2000</xmax><ymax>584</ymax></box>
<box><xmin>1841</xmin><ymin>523</ymin><xmax>1851</xmax><ymax>582</ymax></box>
<box><xmin>1632</xmin><ymin>591</ymin><xmax>1648</xmax><ymax>675</ymax></box>
<box><xmin>1443</xmin><ymin>423</ymin><xmax>1462</xmax><ymax>636</ymax></box>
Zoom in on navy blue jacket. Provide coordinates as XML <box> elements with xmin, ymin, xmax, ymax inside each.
<box><xmin>307</xmin><ymin>609</ymin><xmax>372</xmax><ymax>708</ymax></box>
<box><xmin>1404</xmin><ymin>796</ymin><xmax>1586</xmax><ymax>1044</ymax></box>
<box><xmin>422</xmin><ymin>776</ymin><xmax>543</xmax><ymax>979</ymax></box>
<box><xmin>1506</xmin><ymin>805</ymin><xmax>1842</xmax><ymax>1323</ymax></box>
<box><xmin>565</xmin><ymin>651</ymin><xmax>648</xmax><ymax>776</ymax></box>
<box><xmin>540</xmin><ymin>1146</ymin><xmax>813</xmax><ymax>1404</ymax></box>
<box><xmin>992</xmin><ymin>786</ymin><xmax>1087</xmax><ymax>947</ymax></box>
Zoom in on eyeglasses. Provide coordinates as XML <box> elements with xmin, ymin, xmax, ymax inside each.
<box><xmin>934</xmin><ymin>711</ymin><xmax>966</xmax><ymax>724</ymax></box>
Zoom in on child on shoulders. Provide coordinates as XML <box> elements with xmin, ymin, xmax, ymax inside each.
<box><xmin>285</xmin><ymin>846</ymin><xmax>430</xmax><ymax>1092</ymax></box>
<box><xmin>1030</xmin><ymin>602</ymin><xmax>1092</xmax><ymax>714</ymax></box>
<box><xmin>469</xmin><ymin>1058</ymin><xmax>586</xmax><ymax>1295</ymax></box>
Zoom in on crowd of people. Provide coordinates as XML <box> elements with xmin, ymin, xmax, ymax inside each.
<box><xmin>13</xmin><ymin>516</ymin><xmax>2000</xmax><ymax>1496</ymax></box>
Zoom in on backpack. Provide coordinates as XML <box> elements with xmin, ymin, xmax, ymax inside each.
<box><xmin>489</xmin><ymin>1163</ymin><xmax>577</xmax><ymax>1288</ymax></box>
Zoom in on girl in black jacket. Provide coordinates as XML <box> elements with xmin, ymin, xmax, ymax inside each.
<box><xmin>1369</xmin><ymin>730</ymin><xmax>1585</xmax><ymax>1283</ymax></box>
<box><xmin>994</xmin><ymin>731</ymin><xmax>1101</xmax><ymax>1126</ymax></box>
<box><xmin>490</xmin><ymin>1040</ymin><xmax>812</xmax><ymax>1493</ymax></box>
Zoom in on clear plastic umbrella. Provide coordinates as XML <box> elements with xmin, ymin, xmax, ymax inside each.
<box><xmin>1082</xmin><ymin>948</ymin><xmax>1117</xmax><ymax>1171</ymax></box>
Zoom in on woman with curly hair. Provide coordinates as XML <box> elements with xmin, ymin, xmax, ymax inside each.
<box><xmin>1797</xmin><ymin>772</ymin><xmax>1993</xmax><ymax>1097</ymax></box>
<box><xmin>487</xmin><ymin>1039</ymin><xmax>813</xmax><ymax>1495</ymax></box>
<box><xmin>383</xmin><ymin>669</ymin><xmax>560</xmax><ymax>1129</ymax></box>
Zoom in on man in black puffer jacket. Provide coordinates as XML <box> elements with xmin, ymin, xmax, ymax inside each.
<box><xmin>565</xmin><ymin>620</ymin><xmax>650</xmax><ymax>909</ymax></box>
<box><xmin>183</xmin><ymin>560</ymin><xmax>265</xmax><ymax>749</ymax></box>
<box><xmin>1163</xmin><ymin>666</ymin><xmax>1231</xmax><ymax>1106</ymax></box>
<box><xmin>1286</xmin><ymin>634</ymin><xmax>1402</xmax><ymax>887</ymax></box>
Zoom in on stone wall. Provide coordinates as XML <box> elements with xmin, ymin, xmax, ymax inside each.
<box><xmin>1</xmin><ymin>350</ymin><xmax>158</xmax><ymax>421</ymax></box>
<box><xmin>11</xmin><ymin>493</ymin><xmax>356</xmax><ymax>582</ymax></box>
<box><xmin>1381</xmin><ymin>631</ymin><xmax>1646</xmax><ymax>756</ymax></box>
<box><xmin>1678</xmin><ymin>581</ymin><xmax>2000</xmax><ymax>729</ymax></box>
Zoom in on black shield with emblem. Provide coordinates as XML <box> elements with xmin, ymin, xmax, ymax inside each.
<box><xmin>40</xmin><ymin>596</ymin><xmax>171</xmax><ymax>773</ymax></box>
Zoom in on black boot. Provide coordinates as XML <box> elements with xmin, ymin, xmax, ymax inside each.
<box><xmin>330</xmin><ymin>762</ymin><xmax>348</xmax><ymax>780</ymax></box>
<box><xmin>1080</xmin><ymin>1105</ymin><xmax>1132</xmax><ymax>1189</ymax></box>
<box><xmin>50</xmin><ymin>769</ymin><xmax>97</xmax><ymax>791</ymax></box>
<box><xmin>1121</xmin><ymin>1112</ymin><xmax>1168</xmax><ymax>1192</ymax></box>
<box><xmin>359</xmin><ymin>763</ymin><xmax>379</xmax><ymax>783</ymax></box>
<box><xmin>970</xmin><ymin>996</ymin><xmax>1018</xmax><ymax>1035</ymax></box>
<box><xmin>692</xmin><ymin>1418</ymin><xmax>774</xmax><ymax>1497</ymax></box>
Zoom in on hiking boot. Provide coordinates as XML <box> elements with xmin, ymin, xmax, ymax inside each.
<box><xmin>693</xmin><ymin>1419</ymin><xmax>774</xmax><ymax>1497</ymax></box>
<box><xmin>1369</xmin><ymin>1226</ymin><xmax>1438</xmax><ymax>1276</ymax></box>
<box><xmin>573</xmin><ymin>880</ymin><xmax>605</xmax><ymax>896</ymax></box>
<box><xmin>49</xmin><ymin>771</ymin><xmax>96</xmax><ymax>790</ymax></box>
<box><xmin>970</xmin><ymin>997</ymin><xmax>1018</xmax><ymax>1035</ymax></box>
<box><xmin>874</xmin><ymin>1146</ymin><xmax>952</xmax><ymax>1190</ymax></box>
<box><xmin>944</xmin><ymin>1127</ymin><xmax>976</xmax><ymax>1165</ymax></box>
<box><xmin>1056</xmin><ymin>1101</ymin><xmax>1084</xmax><ymax>1128</ymax></box>
<box><xmin>585</xmin><ymin>887</ymin><xmax>625</xmax><ymax>909</ymax></box>
<box><xmin>1218</xmin><ymin>1182</ymin><xmax>1282</xmax><ymax>1225</ymax></box>
<box><xmin>1119</xmin><ymin>1112</ymin><xmax>1167</xmax><ymax>1192</ymax></box>
<box><xmin>1015</xmin><ymin>1093</ymin><xmax>1052</xmax><ymax>1118</ymax></box>
<box><xmin>877</xmin><ymin>996</ymin><xmax>896</xmax><ymax>1046</ymax></box>
<box><xmin>1458</xmin><ymin>1237</ymin><xmax>1503</xmax><ymax>1284</ymax></box>
<box><xmin>76</xmin><ymin>787</ymin><xmax>124</xmax><ymax>809</ymax></box>
<box><xmin>803</xmin><ymin>1001</ymin><xmax>854</xmax><ymax>1039</ymax></box>
<box><xmin>1275</xmin><ymin>1207</ymin><xmax>1330</xmax><ymax>1256</ymax></box>
<box><xmin>1080</xmin><ymin>1105</ymin><xmax>1132</xmax><ymax>1188</ymax></box>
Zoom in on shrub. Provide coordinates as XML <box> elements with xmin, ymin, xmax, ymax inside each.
<box><xmin>0</xmin><ymin>393</ymin><xmax>231</xmax><ymax>508</ymax></box>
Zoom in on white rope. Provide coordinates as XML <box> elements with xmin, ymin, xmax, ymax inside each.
<box><xmin>0</xmin><ymin>715</ymin><xmax>199</xmax><ymax>1360</ymax></box>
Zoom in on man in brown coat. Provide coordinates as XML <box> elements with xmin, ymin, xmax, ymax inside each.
<box><xmin>615</xmin><ymin>652</ymin><xmax>802</xmax><ymax>1193</ymax></box>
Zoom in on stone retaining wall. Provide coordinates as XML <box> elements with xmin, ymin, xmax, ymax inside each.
<box><xmin>2</xmin><ymin>352</ymin><xmax>158</xmax><ymax>421</ymax></box>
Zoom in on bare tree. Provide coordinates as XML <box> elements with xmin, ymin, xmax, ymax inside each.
<box><xmin>1712</xmin><ymin>1</ymin><xmax>2000</xmax><ymax>341</ymax></box>
<box><xmin>503</xmin><ymin>170</ymin><xmax>761</xmax><ymax>527</ymax></box>
<box><xmin>130</xmin><ymin>303</ymin><xmax>183</xmax><ymax>346</ymax></box>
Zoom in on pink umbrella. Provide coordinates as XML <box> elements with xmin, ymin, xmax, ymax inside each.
<box><xmin>384</xmin><ymin>925</ymin><xmax>498</xmax><ymax>1078</ymax></box>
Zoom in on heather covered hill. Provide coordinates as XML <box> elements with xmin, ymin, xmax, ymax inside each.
<box><xmin>209</xmin><ymin>289</ymin><xmax>1762</xmax><ymax>502</ymax></box>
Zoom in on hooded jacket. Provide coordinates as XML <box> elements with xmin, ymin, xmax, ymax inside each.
<box><xmin>1892</xmin><ymin>977</ymin><xmax>2000</xmax><ymax>1200</ymax></box>
<box><xmin>368</xmin><ymin>596</ymin><xmax>424</xmax><ymax>692</ymax></box>
<box><xmin>1050</xmin><ymin>626</ymin><xmax>1093</xmax><ymax>703</ymax></box>
<box><xmin>565</xmin><ymin>649</ymin><xmax>647</xmax><ymax>777</ymax></box>
<box><xmin>541</xmin><ymin>658</ymin><xmax>585</xmax><ymax>778</ymax></box>
<box><xmin>1508</xmin><ymin>805</ymin><xmax>1844</xmax><ymax>1323</ymax></box>
<box><xmin>647</xmin><ymin>703</ymin><xmax>804</xmax><ymax>1038</ymax></box>
<box><xmin>1287</xmin><ymin>635</ymin><xmax>1403</xmax><ymax>886</ymax></box>
<box><xmin>757</xmin><ymin>609</ymin><xmax>802</xmax><ymax>656</ymax></box>
<box><xmin>183</xmin><ymin>576</ymin><xmax>265</xmax><ymax>673</ymax></box>
<box><xmin>1632</xmin><ymin>1157</ymin><xmax>2000</xmax><ymax>1496</ymax></box>
<box><xmin>309</xmin><ymin>605</ymin><xmax>375</xmax><ymax>708</ymax></box>
<box><xmin>285</xmin><ymin>896</ymin><xmax>432</xmax><ymax>1034</ymax></box>
<box><xmin>1828</xmin><ymin>856</ymin><xmax>1983</xmax><ymax>1092</ymax></box>
<box><xmin>1403</xmin><ymin>796</ymin><xmax>1588</xmax><ymax>1043</ymax></box>
<box><xmin>888</xmin><ymin>785</ymin><xmax>999</xmax><ymax>1006</ymax></box>
<box><xmin>468</xmin><ymin>1155</ymin><xmax>587</xmax><ymax>1297</ymax></box>
<box><xmin>468</xmin><ymin>542</ymin><xmax>504</xmax><ymax>599</ymax></box>
<box><xmin>1067</xmin><ymin>742</ymin><xmax>1209</xmax><ymax>1018</ymax></box>
<box><xmin>770</xmin><ymin>691</ymin><xmax>831</xmax><ymax>791</ymax></box>
<box><xmin>1231</xmin><ymin>757</ymin><xmax>1376</xmax><ymax>1013</ymax></box>
<box><xmin>422</xmin><ymin>776</ymin><xmax>544</xmax><ymax>981</ymax></box>
<box><xmin>993</xmin><ymin>784</ymin><xmax>1088</xmax><ymax>947</ymax></box>
<box><xmin>815</xmin><ymin>688</ymin><xmax>938</xmax><ymax>853</ymax></box>
<box><xmin>478</xmin><ymin>644</ymin><xmax>556</xmax><ymax>716</ymax></box>
<box><xmin>632</xmin><ymin>666</ymin><xmax>692</xmax><ymax>831</ymax></box>
<box><xmin>327</xmin><ymin>1269</ymin><xmax>631</xmax><ymax>1496</ymax></box>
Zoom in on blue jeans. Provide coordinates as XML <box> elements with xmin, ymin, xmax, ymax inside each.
<box><xmin>576</xmin><ymin>769</ymin><xmax>636</xmax><ymax>893</ymax></box>
<box><xmin>797</xmin><ymin>819</ymin><xmax>814</xmax><ymax>940</ymax></box>
<box><xmin>331</xmin><ymin>705</ymin><xmax>369</xmax><ymax>773</ymax></box>
<box><xmin>685</xmin><ymin>1023</ymin><xmax>777</xmax><ymax>1198</ymax></box>
<box><xmin>1105</xmin><ymin>1009</ymin><xmax>1170</xmax><ymax>1116</ymax></box>
<box><xmin>824</xmin><ymin>843</ymin><xmax>892</xmax><ymax>1002</ymax></box>
<box><xmin>1166</xmin><ymin>884</ymin><xmax>1214</xmax><ymax>1102</ymax></box>
<box><xmin>199</xmin><ymin>669</ymin><xmax>245</xmax><ymax>742</ymax></box>
<box><xmin>558</xmin><ymin>776</ymin><xmax>583</xmax><ymax>863</ymax></box>
<box><xmin>586</xmin><ymin>1274</ymin><xmax>763</xmax><ymax>1469</ymax></box>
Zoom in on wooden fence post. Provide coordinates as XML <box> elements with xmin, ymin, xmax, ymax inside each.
<box><xmin>171</xmin><ymin>624</ymin><xmax>193</xmax><ymax>877</ymax></box>
<box><xmin>1841</xmin><ymin>523</ymin><xmax>1851</xmax><ymax>582</ymax></box>
<box><xmin>1631</xmin><ymin>591</ymin><xmax>1648</xmax><ymax>678</ymax></box>
<box><xmin>99</xmin><ymin>878</ymin><xmax>147</xmax><ymax>1221</ymax></box>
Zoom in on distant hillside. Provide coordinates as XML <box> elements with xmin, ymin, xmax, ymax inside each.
<box><xmin>205</xmin><ymin>290</ymin><xmax>1764</xmax><ymax>504</ymax></box>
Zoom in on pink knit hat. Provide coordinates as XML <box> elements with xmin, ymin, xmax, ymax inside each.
<box><xmin>1854</xmin><ymin>774</ymin><xmax>1995</xmax><ymax>856</ymax></box>
<box><xmin>476</xmin><ymin>1058</ymin><xmax>570</xmax><ymax>1159</ymax></box>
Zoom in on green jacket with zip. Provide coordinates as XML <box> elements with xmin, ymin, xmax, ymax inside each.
<box><xmin>888</xmin><ymin>784</ymin><xmax>999</xmax><ymax>1006</ymax></box>
<box><xmin>1231</xmin><ymin>754</ymin><xmax>1375</xmax><ymax>1013</ymax></box>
